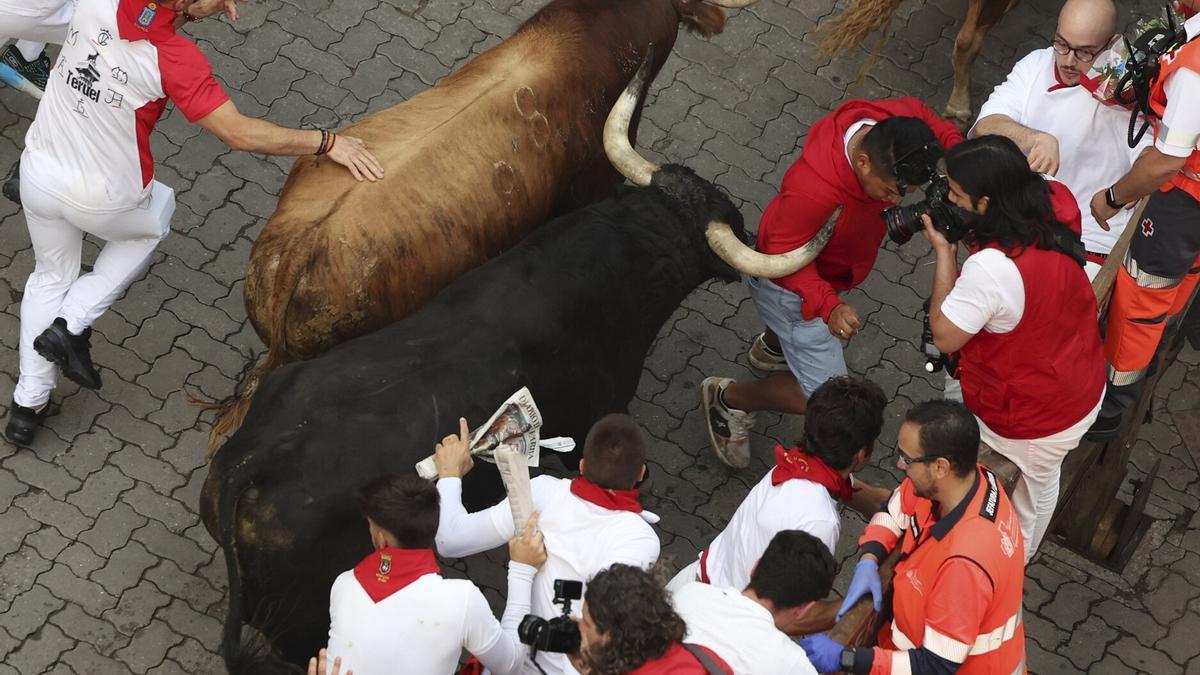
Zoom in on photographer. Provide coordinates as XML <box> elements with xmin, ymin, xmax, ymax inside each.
<box><xmin>924</xmin><ymin>135</ymin><xmax>1105</xmax><ymax>561</ymax></box>
<box><xmin>434</xmin><ymin>414</ymin><xmax>660</xmax><ymax>675</ymax></box>
<box><xmin>700</xmin><ymin>98</ymin><xmax>963</xmax><ymax>469</ymax></box>
<box><xmin>671</xmin><ymin>376</ymin><xmax>891</xmax><ymax>636</ymax></box>
<box><xmin>673</xmin><ymin>530</ymin><xmax>834</xmax><ymax>675</ymax></box>
<box><xmin>568</xmin><ymin>565</ymin><xmax>731</xmax><ymax>675</ymax></box>
<box><xmin>323</xmin><ymin>474</ymin><xmax>544</xmax><ymax>675</ymax></box>
<box><xmin>1085</xmin><ymin>0</ymin><xmax>1200</xmax><ymax>440</ymax></box>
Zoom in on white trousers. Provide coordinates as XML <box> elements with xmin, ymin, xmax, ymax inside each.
<box><xmin>0</xmin><ymin>2</ymin><xmax>72</xmax><ymax>46</ymax></box>
<box><xmin>976</xmin><ymin>394</ymin><xmax>1103</xmax><ymax>562</ymax></box>
<box><xmin>15</xmin><ymin>166</ymin><xmax>173</xmax><ymax>408</ymax></box>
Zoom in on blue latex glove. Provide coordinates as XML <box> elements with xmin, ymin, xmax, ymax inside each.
<box><xmin>836</xmin><ymin>557</ymin><xmax>882</xmax><ymax>620</ymax></box>
<box><xmin>800</xmin><ymin>634</ymin><xmax>844</xmax><ymax>674</ymax></box>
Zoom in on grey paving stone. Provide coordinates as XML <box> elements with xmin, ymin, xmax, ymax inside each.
<box><xmin>113</xmin><ymin>619</ymin><xmax>183</xmax><ymax>675</ymax></box>
<box><xmin>4</xmin><ymin>623</ymin><xmax>73</xmax><ymax>675</ymax></box>
<box><xmin>104</xmin><ymin>583</ymin><xmax>171</xmax><ymax>639</ymax></box>
<box><xmin>78</xmin><ymin>502</ymin><xmax>148</xmax><ymax>559</ymax></box>
<box><xmin>0</xmin><ymin>584</ymin><xmax>64</xmax><ymax>641</ymax></box>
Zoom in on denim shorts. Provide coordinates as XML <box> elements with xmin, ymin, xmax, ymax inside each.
<box><xmin>747</xmin><ymin>274</ymin><xmax>847</xmax><ymax>396</ymax></box>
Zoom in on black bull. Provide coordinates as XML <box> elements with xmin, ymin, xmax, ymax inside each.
<box><xmin>200</xmin><ymin>165</ymin><xmax>745</xmax><ymax>671</ymax></box>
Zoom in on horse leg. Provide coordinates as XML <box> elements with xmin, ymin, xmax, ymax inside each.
<box><xmin>945</xmin><ymin>0</ymin><xmax>1018</xmax><ymax>123</ymax></box>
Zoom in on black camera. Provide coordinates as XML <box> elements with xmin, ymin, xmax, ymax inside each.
<box><xmin>882</xmin><ymin>175</ymin><xmax>968</xmax><ymax>245</ymax></box>
<box><xmin>920</xmin><ymin>299</ymin><xmax>957</xmax><ymax>376</ymax></box>
<box><xmin>518</xmin><ymin>579</ymin><xmax>583</xmax><ymax>655</ymax></box>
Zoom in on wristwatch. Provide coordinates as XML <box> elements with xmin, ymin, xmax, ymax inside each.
<box><xmin>1105</xmin><ymin>185</ymin><xmax>1127</xmax><ymax>210</ymax></box>
<box><xmin>840</xmin><ymin>647</ymin><xmax>858</xmax><ymax>673</ymax></box>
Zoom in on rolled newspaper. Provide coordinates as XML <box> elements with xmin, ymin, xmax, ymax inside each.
<box><xmin>494</xmin><ymin>444</ymin><xmax>535</xmax><ymax>536</ymax></box>
<box><xmin>0</xmin><ymin>62</ymin><xmax>43</xmax><ymax>100</ymax></box>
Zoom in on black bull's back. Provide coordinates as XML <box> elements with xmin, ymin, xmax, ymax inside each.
<box><xmin>202</xmin><ymin>165</ymin><xmax>743</xmax><ymax>669</ymax></box>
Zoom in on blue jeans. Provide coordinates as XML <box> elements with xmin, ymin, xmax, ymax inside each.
<box><xmin>746</xmin><ymin>274</ymin><xmax>847</xmax><ymax>396</ymax></box>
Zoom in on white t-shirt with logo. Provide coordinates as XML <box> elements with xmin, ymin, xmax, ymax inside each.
<box><xmin>974</xmin><ymin>47</ymin><xmax>1151</xmax><ymax>255</ymax></box>
<box><xmin>436</xmin><ymin>475</ymin><xmax>660</xmax><ymax>675</ymax></box>
<box><xmin>700</xmin><ymin>469</ymin><xmax>840</xmax><ymax>591</ymax></box>
<box><xmin>674</xmin><ymin>583</ymin><xmax>819</xmax><ymax>675</ymax></box>
<box><xmin>23</xmin><ymin>0</ymin><xmax>227</xmax><ymax>213</ymax></box>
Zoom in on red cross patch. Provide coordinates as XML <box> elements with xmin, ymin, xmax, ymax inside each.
<box><xmin>1141</xmin><ymin>217</ymin><xmax>1154</xmax><ymax>237</ymax></box>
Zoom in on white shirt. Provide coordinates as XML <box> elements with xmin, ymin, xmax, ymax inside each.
<box><xmin>973</xmin><ymin>47</ymin><xmax>1151</xmax><ymax>254</ymax></box>
<box><xmin>700</xmin><ymin>470</ymin><xmax>840</xmax><ymax>590</ymax></box>
<box><xmin>1159</xmin><ymin>15</ymin><xmax>1200</xmax><ymax>159</ymax></box>
<box><xmin>436</xmin><ymin>475</ymin><xmax>660</xmax><ymax>675</ymax></box>
<box><xmin>23</xmin><ymin>0</ymin><xmax>228</xmax><ymax>213</ymax></box>
<box><xmin>941</xmin><ymin>249</ymin><xmax>1025</xmax><ymax>335</ymax></box>
<box><xmin>843</xmin><ymin>118</ymin><xmax>877</xmax><ymax>164</ymax></box>
<box><xmin>0</xmin><ymin>0</ymin><xmax>69</xmax><ymax>17</ymax></box>
<box><xmin>325</xmin><ymin>563</ymin><xmax>533</xmax><ymax>675</ymax></box>
<box><xmin>673</xmin><ymin>583</ymin><xmax>818</xmax><ymax>675</ymax></box>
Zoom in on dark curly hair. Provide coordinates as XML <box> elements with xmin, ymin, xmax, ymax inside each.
<box><xmin>581</xmin><ymin>564</ymin><xmax>686</xmax><ymax>675</ymax></box>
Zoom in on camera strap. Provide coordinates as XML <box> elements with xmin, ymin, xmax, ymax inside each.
<box><xmin>682</xmin><ymin>643</ymin><xmax>729</xmax><ymax>675</ymax></box>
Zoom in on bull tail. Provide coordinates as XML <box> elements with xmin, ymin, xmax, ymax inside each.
<box><xmin>815</xmin><ymin>0</ymin><xmax>903</xmax><ymax>55</ymax></box>
<box><xmin>200</xmin><ymin>355</ymin><xmax>275</xmax><ymax>457</ymax></box>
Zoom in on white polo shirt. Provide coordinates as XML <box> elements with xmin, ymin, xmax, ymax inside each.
<box><xmin>23</xmin><ymin>0</ymin><xmax>227</xmax><ymax>213</ymax></box>
<box><xmin>700</xmin><ymin>470</ymin><xmax>840</xmax><ymax>590</ymax></box>
<box><xmin>673</xmin><ymin>583</ymin><xmax>819</xmax><ymax>675</ymax></box>
<box><xmin>436</xmin><ymin>475</ymin><xmax>661</xmax><ymax>675</ymax></box>
<box><xmin>974</xmin><ymin>47</ymin><xmax>1151</xmax><ymax>255</ymax></box>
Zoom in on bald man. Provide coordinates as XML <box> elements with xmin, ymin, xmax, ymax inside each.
<box><xmin>972</xmin><ymin>0</ymin><xmax>1151</xmax><ymax>279</ymax></box>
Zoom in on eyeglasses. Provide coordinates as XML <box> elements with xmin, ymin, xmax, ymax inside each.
<box><xmin>896</xmin><ymin>449</ymin><xmax>946</xmax><ymax>470</ymax></box>
<box><xmin>1051</xmin><ymin>37</ymin><xmax>1101</xmax><ymax>63</ymax></box>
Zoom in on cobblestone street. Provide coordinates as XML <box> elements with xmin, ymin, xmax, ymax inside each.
<box><xmin>2</xmin><ymin>0</ymin><xmax>1198</xmax><ymax>672</ymax></box>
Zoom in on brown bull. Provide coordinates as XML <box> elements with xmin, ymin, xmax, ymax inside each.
<box><xmin>217</xmin><ymin>0</ymin><xmax>747</xmax><ymax>448</ymax></box>
<box><xmin>817</xmin><ymin>0</ymin><xmax>1020</xmax><ymax>122</ymax></box>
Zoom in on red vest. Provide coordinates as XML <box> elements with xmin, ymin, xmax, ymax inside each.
<box><xmin>880</xmin><ymin>467</ymin><xmax>1026</xmax><ymax>675</ymax></box>
<box><xmin>1151</xmin><ymin>32</ymin><xmax>1200</xmax><ymax>202</ymax></box>
<box><xmin>957</xmin><ymin>243</ymin><xmax>1105</xmax><ymax>439</ymax></box>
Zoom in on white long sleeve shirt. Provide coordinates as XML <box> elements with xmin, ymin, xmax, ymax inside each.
<box><xmin>436</xmin><ymin>475</ymin><xmax>660</xmax><ymax>675</ymax></box>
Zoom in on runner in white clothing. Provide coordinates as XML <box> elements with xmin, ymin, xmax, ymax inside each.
<box><xmin>669</xmin><ymin>376</ymin><xmax>891</xmax><ymax>634</ymax></box>
<box><xmin>673</xmin><ymin>530</ymin><xmax>833</xmax><ymax>675</ymax></box>
<box><xmin>971</xmin><ymin>0</ymin><xmax>1150</xmax><ymax>278</ymax></box>
<box><xmin>322</xmin><ymin>474</ymin><xmax>543</xmax><ymax>675</ymax></box>
<box><xmin>5</xmin><ymin>0</ymin><xmax>385</xmax><ymax>444</ymax></box>
<box><xmin>434</xmin><ymin>414</ymin><xmax>661</xmax><ymax>675</ymax></box>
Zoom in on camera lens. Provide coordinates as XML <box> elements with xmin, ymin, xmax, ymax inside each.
<box><xmin>518</xmin><ymin>615</ymin><xmax>546</xmax><ymax>646</ymax></box>
<box><xmin>882</xmin><ymin>204</ymin><xmax>924</xmax><ymax>245</ymax></box>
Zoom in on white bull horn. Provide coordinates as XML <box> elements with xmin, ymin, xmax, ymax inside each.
<box><xmin>703</xmin><ymin>0</ymin><xmax>759</xmax><ymax>7</ymax></box>
<box><xmin>603</xmin><ymin>53</ymin><xmax>658</xmax><ymax>187</ymax></box>
<box><xmin>705</xmin><ymin>214</ymin><xmax>836</xmax><ymax>278</ymax></box>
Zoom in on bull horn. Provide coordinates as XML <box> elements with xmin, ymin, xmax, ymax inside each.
<box><xmin>705</xmin><ymin>214</ymin><xmax>835</xmax><ymax>278</ymax></box>
<box><xmin>603</xmin><ymin>53</ymin><xmax>658</xmax><ymax>187</ymax></box>
<box><xmin>703</xmin><ymin>0</ymin><xmax>758</xmax><ymax>7</ymax></box>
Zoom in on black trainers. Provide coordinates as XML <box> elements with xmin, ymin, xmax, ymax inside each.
<box><xmin>33</xmin><ymin>318</ymin><xmax>103</xmax><ymax>390</ymax></box>
<box><xmin>3</xmin><ymin>158</ymin><xmax>20</xmax><ymax>206</ymax></box>
<box><xmin>0</xmin><ymin>44</ymin><xmax>50</xmax><ymax>91</ymax></box>
<box><xmin>1083</xmin><ymin>413</ymin><xmax>1122</xmax><ymax>442</ymax></box>
<box><xmin>5</xmin><ymin>402</ymin><xmax>48</xmax><ymax>445</ymax></box>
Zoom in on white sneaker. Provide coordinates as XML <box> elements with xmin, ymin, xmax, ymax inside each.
<box><xmin>700</xmin><ymin>377</ymin><xmax>756</xmax><ymax>469</ymax></box>
<box><xmin>748</xmin><ymin>333</ymin><xmax>788</xmax><ymax>372</ymax></box>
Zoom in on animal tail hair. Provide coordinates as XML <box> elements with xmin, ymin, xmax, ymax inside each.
<box><xmin>675</xmin><ymin>0</ymin><xmax>727</xmax><ymax>37</ymax></box>
<box><xmin>196</xmin><ymin>353</ymin><xmax>276</xmax><ymax>457</ymax></box>
<box><xmin>815</xmin><ymin>0</ymin><xmax>903</xmax><ymax>55</ymax></box>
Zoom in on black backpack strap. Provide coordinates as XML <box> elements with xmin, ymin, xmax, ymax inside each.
<box><xmin>682</xmin><ymin>643</ymin><xmax>727</xmax><ymax>675</ymax></box>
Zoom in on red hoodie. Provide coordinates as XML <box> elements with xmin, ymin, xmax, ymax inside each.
<box><xmin>757</xmin><ymin>98</ymin><xmax>964</xmax><ymax>322</ymax></box>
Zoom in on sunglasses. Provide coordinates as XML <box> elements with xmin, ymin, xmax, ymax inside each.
<box><xmin>896</xmin><ymin>449</ymin><xmax>945</xmax><ymax>470</ymax></box>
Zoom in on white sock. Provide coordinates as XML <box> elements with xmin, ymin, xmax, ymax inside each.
<box><xmin>15</xmin><ymin>41</ymin><xmax>45</xmax><ymax>63</ymax></box>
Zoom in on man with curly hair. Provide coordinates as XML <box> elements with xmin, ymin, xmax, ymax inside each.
<box><xmin>568</xmin><ymin>565</ymin><xmax>731</xmax><ymax>675</ymax></box>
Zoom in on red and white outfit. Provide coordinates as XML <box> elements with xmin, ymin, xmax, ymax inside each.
<box><xmin>857</xmin><ymin>466</ymin><xmax>1026</xmax><ymax>675</ymax></box>
<box><xmin>973</xmin><ymin>47</ymin><xmax>1153</xmax><ymax>278</ymax></box>
<box><xmin>15</xmin><ymin>0</ymin><xmax>227</xmax><ymax>408</ymax></box>
<box><xmin>669</xmin><ymin>445</ymin><xmax>847</xmax><ymax>591</ymax></box>
<box><xmin>940</xmin><ymin>180</ymin><xmax>1105</xmax><ymax>559</ymax></box>
<box><xmin>673</xmin><ymin>582</ymin><xmax>819</xmax><ymax>675</ymax></box>
<box><xmin>325</xmin><ymin>547</ymin><xmax>530</xmax><ymax>675</ymax></box>
<box><xmin>0</xmin><ymin>0</ymin><xmax>72</xmax><ymax>47</ymax></box>
<box><xmin>626</xmin><ymin>643</ymin><xmax>733</xmax><ymax>675</ymax></box>
<box><xmin>436</xmin><ymin>475</ymin><xmax>660</xmax><ymax>675</ymax></box>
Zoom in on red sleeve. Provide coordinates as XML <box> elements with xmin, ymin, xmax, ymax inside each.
<box><xmin>158</xmin><ymin>37</ymin><xmax>229</xmax><ymax>122</ymax></box>
<box><xmin>760</xmin><ymin>165</ymin><xmax>844</xmax><ymax>322</ymax></box>
<box><xmin>898</xmin><ymin>96</ymin><xmax>965</xmax><ymax>150</ymax></box>
<box><xmin>1047</xmin><ymin>180</ymin><xmax>1083</xmax><ymax>234</ymax></box>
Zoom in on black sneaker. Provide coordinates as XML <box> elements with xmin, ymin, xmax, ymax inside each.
<box><xmin>33</xmin><ymin>318</ymin><xmax>103</xmax><ymax>390</ymax></box>
<box><xmin>0</xmin><ymin>44</ymin><xmax>50</xmax><ymax>91</ymax></box>
<box><xmin>5</xmin><ymin>402</ymin><xmax>48</xmax><ymax>445</ymax></box>
<box><xmin>1083</xmin><ymin>413</ymin><xmax>1122</xmax><ymax>442</ymax></box>
<box><xmin>3</xmin><ymin>159</ymin><xmax>20</xmax><ymax>206</ymax></box>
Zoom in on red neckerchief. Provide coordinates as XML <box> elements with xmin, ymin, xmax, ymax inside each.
<box><xmin>352</xmin><ymin>547</ymin><xmax>440</xmax><ymax>603</ymax></box>
<box><xmin>1047</xmin><ymin>60</ymin><xmax>1076</xmax><ymax>93</ymax></box>
<box><xmin>771</xmin><ymin>444</ymin><xmax>854</xmax><ymax>502</ymax></box>
<box><xmin>570</xmin><ymin>476</ymin><xmax>643</xmax><ymax>513</ymax></box>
